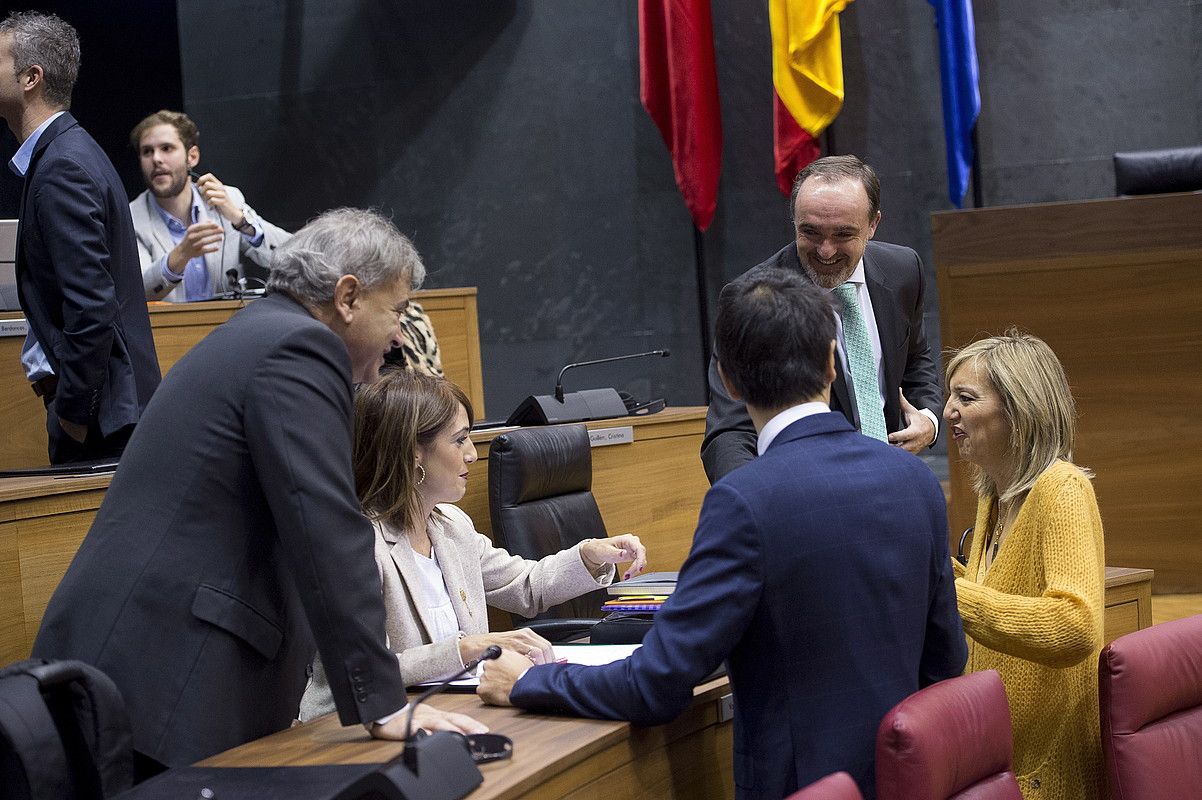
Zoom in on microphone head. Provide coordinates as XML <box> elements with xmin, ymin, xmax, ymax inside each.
<box><xmin>660</xmin><ymin>349</ymin><xmax>671</xmax><ymax>357</ymax></box>
<box><xmin>481</xmin><ymin>645</ymin><xmax>503</xmax><ymax>661</ymax></box>
<box><xmin>225</xmin><ymin>268</ymin><xmax>239</xmax><ymax>279</ymax></box>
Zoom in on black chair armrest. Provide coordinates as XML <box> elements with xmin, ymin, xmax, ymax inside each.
<box><xmin>518</xmin><ymin>618</ymin><xmax>600</xmax><ymax>644</ymax></box>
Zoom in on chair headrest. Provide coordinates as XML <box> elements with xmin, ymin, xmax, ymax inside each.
<box><xmin>1099</xmin><ymin>612</ymin><xmax>1202</xmax><ymax>732</ymax></box>
<box><xmin>488</xmin><ymin>424</ymin><xmax>592</xmax><ymax>506</ymax></box>
<box><xmin>1114</xmin><ymin>146</ymin><xmax>1202</xmax><ymax>195</ymax></box>
<box><xmin>876</xmin><ymin>670</ymin><xmax>1020</xmax><ymax>799</ymax></box>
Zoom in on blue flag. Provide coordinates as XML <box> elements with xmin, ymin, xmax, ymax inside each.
<box><xmin>929</xmin><ymin>0</ymin><xmax>980</xmax><ymax>207</ymax></box>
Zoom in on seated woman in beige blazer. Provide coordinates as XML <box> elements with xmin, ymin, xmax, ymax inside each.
<box><xmin>299</xmin><ymin>370</ymin><xmax>646</xmax><ymax>722</ymax></box>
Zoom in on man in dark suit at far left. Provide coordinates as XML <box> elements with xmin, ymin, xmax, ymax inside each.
<box><xmin>0</xmin><ymin>11</ymin><xmax>159</xmax><ymax>464</ymax></box>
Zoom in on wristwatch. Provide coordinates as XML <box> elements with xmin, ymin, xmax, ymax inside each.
<box><xmin>234</xmin><ymin>206</ymin><xmax>257</xmax><ymax>235</ymax></box>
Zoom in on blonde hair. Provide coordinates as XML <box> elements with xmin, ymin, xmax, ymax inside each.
<box><xmin>945</xmin><ymin>329</ymin><xmax>1088</xmax><ymax>501</ymax></box>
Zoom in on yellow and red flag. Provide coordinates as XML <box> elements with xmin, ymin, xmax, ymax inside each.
<box><xmin>770</xmin><ymin>0</ymin><xmax>854</xmax><ymax>195</ymax></box>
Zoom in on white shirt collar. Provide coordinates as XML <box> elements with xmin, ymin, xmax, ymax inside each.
<box><xmin>756</xmin><ymin>401</ymin><xmax>830</xmax><ymax>455</ymax></box>
<box><xmin>834</xmin><ymin>258</ymin><xmax>867</xmax><ymax>290</ymax></box>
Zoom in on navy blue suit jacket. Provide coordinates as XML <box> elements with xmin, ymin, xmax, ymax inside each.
<box><xmin>15</xmin><ymin>112</ymin><xmax>159</xmax><ymax>433</ymax></box>
<box><xmin>512</xmin><ymin>412</ymin><xmax>966</xmax><ymax>800</ymax></box>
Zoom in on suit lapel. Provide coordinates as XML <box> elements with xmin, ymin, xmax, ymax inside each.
<box><xmin>143</xmin><ymin>193</ymin><xmax>176</xmax><ymax>257</ymax></box>
<box><xmin>863</xmin><ymin>247</ymin><xmax>905</xmax><ymax>428</ymax></box>
<box><xmin>383</xmin><ymin>525</ymin><xmax>439</xmax><ymax>641</ymax></box>
<box><xmin>17</xmin><ymin>114</ymin><xmax>78</xmax><ymax>264</ymax></box>
<box><xmin>428</xmin><ymin>512</ymin><xmax>475</xmax><ymax>626</ymax></box>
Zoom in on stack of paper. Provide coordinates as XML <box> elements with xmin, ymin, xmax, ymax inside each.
<box><xmin>600</xmin><ymin>595</ymin><xmax>668</xmax><ymax>612</ymax></box>
<box><xmin>606</xmin><ymin>571</ymin><xmax>678</xmax><ymax>596</ymax></box>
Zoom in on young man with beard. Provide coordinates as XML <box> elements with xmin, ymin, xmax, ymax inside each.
<box><xmin>129</xmin><ymin>110</ymin><xmax>290</xmax><ymax>301</ymax></box>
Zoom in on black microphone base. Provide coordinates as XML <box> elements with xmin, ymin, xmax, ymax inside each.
<box><xmin>335</xmin><ymin>732</ymin><xmax>483</xmax><ymax>800</ymax></box>
<box><xmin>506</xmin><ymin>388</ymin><xmax>628</xmax><ymax>426</ymax></box>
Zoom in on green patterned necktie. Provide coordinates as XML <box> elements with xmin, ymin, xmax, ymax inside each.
<box><xmin>834</xmin><ymin>282</ymin><xmax>888</xmax><ymax>441</ymax></box>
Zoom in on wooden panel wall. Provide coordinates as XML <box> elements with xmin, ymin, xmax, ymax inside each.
<box><xmin>933</xmin><ymin>192</ymin><xmax>1202</xmax><ymax>592</ymax></box>
<box><xmin>0</xmin><ymin>287</ymin><xmax>483</xmax><ymax>471</ymax></box>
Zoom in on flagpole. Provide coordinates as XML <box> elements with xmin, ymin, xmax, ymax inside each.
<box><xmin>970</xmin><ymin>123</ymin><xmax>983</xmax><ymax>208</ymax></box>
<box><xmin>694</xmin><ymin>225</ymin><xmax>712</xmax><ymax>403</ymax></box>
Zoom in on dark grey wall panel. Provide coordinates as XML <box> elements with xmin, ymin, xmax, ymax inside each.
<box><xmin>177</xmin><ymin>0</ymin><xmax>1200</xmax><ymax>420</ymax></box>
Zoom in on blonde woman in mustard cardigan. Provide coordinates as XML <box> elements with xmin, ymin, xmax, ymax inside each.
<box><xmin>943</xmin><ymin>330</ymin><xmax>1104</xmax><ymax>800</ymax></box>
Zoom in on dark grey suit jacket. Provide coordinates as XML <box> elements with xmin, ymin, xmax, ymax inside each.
<box><xmin>701</xmin><ymin>240</ymin><xmax>941</xmax><ymax>482</ymax></box>
<box><xmin>15</xmin><ymin>112</ymin><xmax>159</xmax><ymax>432</ymax></box>
<box><xmin>33</xmin><ymin>292</ymin><xmax>406</xmax><ymax>765</ymax></box>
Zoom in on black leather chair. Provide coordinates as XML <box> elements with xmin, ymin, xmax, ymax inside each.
<box><xmin>1114</xmin><ymin>145</ymin><xmax>1202</xmax><ymax>195</ymax></box>
<box><xmin>488</xmin><ymin>424</ymin><xmax>611</xmax><ymax>642</ymax></box>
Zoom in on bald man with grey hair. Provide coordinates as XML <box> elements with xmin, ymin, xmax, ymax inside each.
<box><xmin>34</xmin><ymin>208</ymin><xmax>483</xmax><ymax>777</ymax></box>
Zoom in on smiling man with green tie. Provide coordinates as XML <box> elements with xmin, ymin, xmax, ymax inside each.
<box><xmin>701</xmin><ymin>154</ymin><xmax>942</xmax><ymax>483</ymax></box>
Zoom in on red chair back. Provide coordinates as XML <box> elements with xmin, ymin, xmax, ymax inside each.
<box><xmin>786</xmin><ymin>771</ymin><xmax>863</xmax><ymax>800</ymax></box>
<box><xmin>875</xmin><ymin>670</ymin><xmax>1022</xmax><ymax>800</ymax></box>
<box><xmin>1099</xmin><ymin>613</ymin><xmax>1202</xmax><ymax>800</ymax></box>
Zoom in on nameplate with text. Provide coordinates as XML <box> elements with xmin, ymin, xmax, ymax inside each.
<box><xmin>0</xmin><ymin>319</ymin><xmax>28</xmax><ymax>338</ymax></box>
<box><xmin>588</xmin><ymin>426</ymin><xmax>634</xmax><ymax>447</ymax></box>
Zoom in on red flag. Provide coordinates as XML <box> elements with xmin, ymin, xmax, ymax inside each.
<box><xmin>639</xmin><ymin>0</ymin><xmax>722</xmax><ymax>231</ymax></box>
<box><xmin>774</xmin><ymin>93</ymin><xmax>822</xmax><ymax>196</ymax></box>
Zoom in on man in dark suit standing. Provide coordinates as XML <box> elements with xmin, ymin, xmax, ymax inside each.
<box><xmin>702</xmin><ymin>155</ymin><xmax>941</xmax><ymax>483</ymax></box>
<box><xmin>0</xmin><ymin>11</ymin><xmax>159</xmax><ymax>464</ymax></box>
<box><xmin>34</xmin><ymin>208</ymin><xmax>484</xmax><ymax>774</ymax></box>
<box><xmin>479</xmin><ymin>268</ymin><xmax>966</xmax><ymax>799</ymax></box>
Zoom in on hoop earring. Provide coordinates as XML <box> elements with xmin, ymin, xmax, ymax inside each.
<box><xmin>415</xmin><ymin>464</ymin><xmax>426</xmax><ymax>485</ymax></box>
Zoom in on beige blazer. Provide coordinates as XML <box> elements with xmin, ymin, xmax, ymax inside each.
<box><xmin>298</xmin><ymin>503</ymin><xmax>611</xmax><ymax>721</ymax></box>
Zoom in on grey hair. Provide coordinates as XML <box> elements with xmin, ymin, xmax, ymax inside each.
<box><xmin>267</xmin><ymin>208</ymin><xmax>425</xmax><ymax>308</ymax></box>
<box><xmin>0</xmin><ymin>11</ymin><xmax>80</xmax><ymax>110</ymax></box>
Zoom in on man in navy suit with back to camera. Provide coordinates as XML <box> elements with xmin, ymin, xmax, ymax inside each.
<box><xmin>702</xmin><ymin>154</ymin><xmax>942</xmax><ymax>483</ymax></box>
<box><xmin>479</xmin><ymin>268</ymin><xmax>967</xmax><ymax>799</ymax></box>
<box><xmin>0</xmin><ymin>10</ymin><xmax>159</xmax><ymax>464</ymax></box>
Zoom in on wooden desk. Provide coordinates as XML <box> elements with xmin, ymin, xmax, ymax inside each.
<box><xmin>0</xmin><ymin>287</ymin><xmax>484</xmax><ymax>471</ymax></box>
<box><xmin>933</xmin><ymin>192</ymin><xmax>1202</xmax><ymax>592</ymax></box>
<box><xmin>199</xmin><ymin>678</ymin><xmax>735</xmax><ymax>800</ymax></box>
<box><xmin>1103</xmin><ymin>566</ymin><xmax>1154</xmax><ymax>644</ymax></box>
<box><xmin>0</xmin><ymin>408</ymin><xmax>710</xmax><ymax>663</ymax></box>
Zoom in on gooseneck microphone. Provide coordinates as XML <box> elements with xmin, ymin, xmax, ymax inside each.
<box><xmin>506</xmin><ymin>348</ymin><xmax>672</xmax><ymax>426</ymax></box>
<box><xmin>554</xmin><ymin>349</ymin><xmax>671</xmax><ymax>402</ymax></box>
<box><xmin>402</xmin><ymin>644</ymin><xmax>503</xmax><ymax>764</ymax></box>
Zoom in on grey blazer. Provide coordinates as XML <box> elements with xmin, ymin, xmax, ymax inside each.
<box><xmin>130</xmin><ymin>186</ymin><xmax>291</xmax><ymax>301</ymax></box>
<box><xmin>299</xmin><ymin>504</ymin><xmax>611</xmax><ymax>721</ymax></box>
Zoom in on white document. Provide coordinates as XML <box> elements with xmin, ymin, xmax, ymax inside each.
<box><xmin>412</xmin><ymin>643</ymin><xmax>642</xmax><ymax>690</ymax></box>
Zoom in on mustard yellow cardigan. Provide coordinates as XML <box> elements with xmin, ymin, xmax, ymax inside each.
<box><xmin>952</xmin><ymin>460</ymin><xmax>1104</xmax><ymax>800</ymax></box>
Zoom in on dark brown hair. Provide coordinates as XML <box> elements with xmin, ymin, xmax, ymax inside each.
<box><xmin>353</xmin><ymin>369</ymin><xmax>475</xmax><ymax>532</ymax></box>
<box><xmin>129</xmin><ymin>109</ymin><xmax>199</xmax><ymax>152</ymax></box>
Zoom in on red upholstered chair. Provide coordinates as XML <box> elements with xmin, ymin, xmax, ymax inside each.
<box><xmin>875</xmin><ymin>670</ymin><xmax>1022</xmax><ymax>800</ymax></box>
<box><xmin>786</xmin><ymin>772</ymin><xmax>864</xmax><ymax>800</ymax></box>
<box><xmin>1098</xmin><ymin>613</ymin><xmax>1202</xmax><ymax>800</ymax></box>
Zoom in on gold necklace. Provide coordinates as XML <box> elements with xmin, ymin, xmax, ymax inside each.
<box><xmin>988</xmin><ymin>500</ymin><xmax>1009</xmax><ymax>565</ymax></box>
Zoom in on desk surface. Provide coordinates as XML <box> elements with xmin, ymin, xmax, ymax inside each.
<box><xmin>201</xmin><ymin>678</ymin><xmax>735</xmax><ymax>800</ymax></box>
